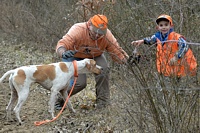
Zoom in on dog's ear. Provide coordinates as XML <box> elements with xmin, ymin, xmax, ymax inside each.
<box><xmin>85</xmin><ymin>61</ymin><xmax>91</xmax><ymax>70</ymax></box>
<box><xmin>90</xmin><ymin>59</ymin><xmax>96</xmax><ymax>66</ymax></box>
<box><xmin>86</xmin><ymin>59</ymin><xmax>97</xmax><ymax>70</ymax></box>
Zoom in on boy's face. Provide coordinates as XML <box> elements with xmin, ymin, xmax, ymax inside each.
<box><xmin>157</xmin><ymin>20</ymin><xmax>172</xmax><ymax>34</ymax></box>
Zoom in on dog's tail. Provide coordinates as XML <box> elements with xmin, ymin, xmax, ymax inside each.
<box><xmin>0</xmin><ymin>70</ymin><xmax>15</xmax><ymax>83</ymax></box>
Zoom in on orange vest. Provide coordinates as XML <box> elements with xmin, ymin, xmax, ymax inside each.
<box><xmin>156</xmin><ymin>32</ymin><xmax>197</xmax><ymax>77</ymax></box>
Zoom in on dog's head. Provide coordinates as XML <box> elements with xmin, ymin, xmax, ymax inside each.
<box><xmin>82</xmin><ymin>59</ymin><xmax>102</xmax><ymax>74</ymax></box>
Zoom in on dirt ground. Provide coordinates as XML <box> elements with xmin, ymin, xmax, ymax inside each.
<box><xmin>0</xmin><ymin>81</ymin><xmax>119</xmax><ymax>133</ymax></box>
<box><xmin>0</xmin><ymin>41</ymin><xmax>128</xmax><ymax>133</ymax></box>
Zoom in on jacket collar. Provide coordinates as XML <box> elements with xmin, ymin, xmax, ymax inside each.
<box><xmin>155</xmin><ymin>28</ymin><xmax>174</xmax><ymax>45</ymax></box>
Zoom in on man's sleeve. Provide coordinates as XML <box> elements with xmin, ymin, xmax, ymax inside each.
<box><xmin>56</xmin><ymin>25</ymin><xmax>78</xmax><ymax>53</ymax></box>
<box><xmin>105</xmin><ymin>30</ymin><xmax>128</xmax><ymax>63</ymax></box>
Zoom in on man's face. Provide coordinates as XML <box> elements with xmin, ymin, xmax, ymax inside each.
<box><xmin>89</xmin><ymin>25</ymin><xmax>104</xmax><ymax>40</ymax></box>
<box><xmin>157</xmin><ymin>20</ymin><xmax>172</xmax><ymax>34</ymax></box>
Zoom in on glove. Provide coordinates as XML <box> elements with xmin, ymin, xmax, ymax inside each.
<box><xmin>143</xmin><ymin>35</ymin><xmax>157</xmax><ymax>45</ymax></box>
<box><xmin>62</xmin><ymin>50</ymin><xmax>77</xmax><ymax>59</ymax></box>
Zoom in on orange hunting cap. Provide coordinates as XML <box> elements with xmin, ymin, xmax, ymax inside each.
<box><xmin>90</xmin><ymin>14</ymin><xmax>108</xmax><ymax>35</ymax></box>
<box><xmin>156</xmin><ymin>14</ymin><xmax>173</xmax><ymax>26</ymax></box>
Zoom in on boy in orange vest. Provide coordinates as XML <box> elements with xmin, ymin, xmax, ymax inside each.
<box><xmin>132</xmin><ymin>14</ymin><xmax>197</xmax><ymax>78</ymax></box>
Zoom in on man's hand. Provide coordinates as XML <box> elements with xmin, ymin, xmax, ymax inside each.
<box><xmin>62</xmin><ymin>50</ymin><xmax>77</xmax><ymax>59</ymax></box>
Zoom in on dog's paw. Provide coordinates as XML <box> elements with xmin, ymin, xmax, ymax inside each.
<box><xmin>18</xmin><ymin>121</ymin><xmax>24</xmax><ymax>126</ymax></box>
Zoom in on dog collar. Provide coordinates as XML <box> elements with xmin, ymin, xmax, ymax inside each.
<box><xmin>72</xmin><ymin>60</ymin><xmax>78</xmax><ymax>77</ymax></box>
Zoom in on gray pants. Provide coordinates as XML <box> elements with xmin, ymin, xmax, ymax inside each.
<box><xmin>63</xmin><ymin>54</ymin><xmax>110</xmax><ymax>107</ymax></box>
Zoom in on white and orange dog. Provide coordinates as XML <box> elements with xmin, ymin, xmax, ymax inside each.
<box><xmin>0</xmin><ymin>59</ymin><xmax>102</xmax><ymax>124</ymax></box>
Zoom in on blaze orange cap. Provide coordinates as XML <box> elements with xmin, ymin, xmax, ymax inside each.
<box><xmin>90</xmin><ymin>14</ymin><xmax>108</xmax><ymax>35</ymax></box>
<box><xmin>156</xmin><ymin>14</ymin><xmax>173</xmax><ymax>26</ymax></box>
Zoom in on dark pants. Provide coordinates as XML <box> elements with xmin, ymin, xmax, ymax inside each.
<box><xmin>62</xmin><ymin>54</ymin><xmax>110</xmax><ymax>108</ymax></box>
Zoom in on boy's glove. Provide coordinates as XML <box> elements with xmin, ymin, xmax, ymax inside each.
<box><xmin>62</xmin><ymin>50</ymin><xmax>77</xmax><ymax>59</ymax></box>
<box><xmin>143</xmin><ymin>35</ymin><xmax>157</xmax><ymax>45</ymax></box>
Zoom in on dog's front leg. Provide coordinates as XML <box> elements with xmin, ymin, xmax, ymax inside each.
<box><xmin>67</xmin><ymin>100</ymin><xmax>76</xmax><ymax>113</ymax></box>
<box><xmin>48</xmin><ymin>89</ymin><xmax>58</xmax><ymax>118</ymax></box>
<box><xmin>60</xmin><ymin>88</ymin><xmax>76</xmax><ymax>113</ymax></box>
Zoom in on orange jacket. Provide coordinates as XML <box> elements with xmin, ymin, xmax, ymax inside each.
<box><xmin>156</xmin><ymin>32</ymin><xmax>197</xmax><ymax>77</ymax></box>
<box><xmin>56</xmin><ymin>22</ymin><xmax>128</xmax><ymax>63</ymax></box>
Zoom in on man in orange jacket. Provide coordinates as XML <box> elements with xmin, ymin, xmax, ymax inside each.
<box><xmin>132</xmin><ymin>14</ymin><xmax>197</xmax><ymax>77</ymax></box>
<box><xmin>56</xmin><ymin>14</ymin><xmax>128</xmax><ymax>109</ymax></box>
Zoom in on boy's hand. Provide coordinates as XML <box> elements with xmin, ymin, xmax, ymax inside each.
<box><xmin>131</xmin><ymin>40</ymin><xmax>144</xmax><ymax>46</ymax></box>
<box><xmin>169</xmin><ymin>56</ymin><xmax>178</xmax><ymax>65</ymax></box>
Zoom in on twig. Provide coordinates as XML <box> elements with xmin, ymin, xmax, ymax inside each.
<box><xmin>54</xmin><ymin>126</ymin><xmax>63</xmax><ymax>133</ymax></box>
<box><xmin>83</xmin><ymin>122</ymin><xmax>93</xmax><ymax>133</ymax></box>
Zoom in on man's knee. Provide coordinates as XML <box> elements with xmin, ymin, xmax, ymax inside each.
<box><xmin>77</xmin><ymin>81</ymin><xmax>87</xmax><ymax>89</ymax></box>
<box><xmin>95</xmin><ymin>66</ymin><xmax>110</xmax><ymax>80</ymax></box>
